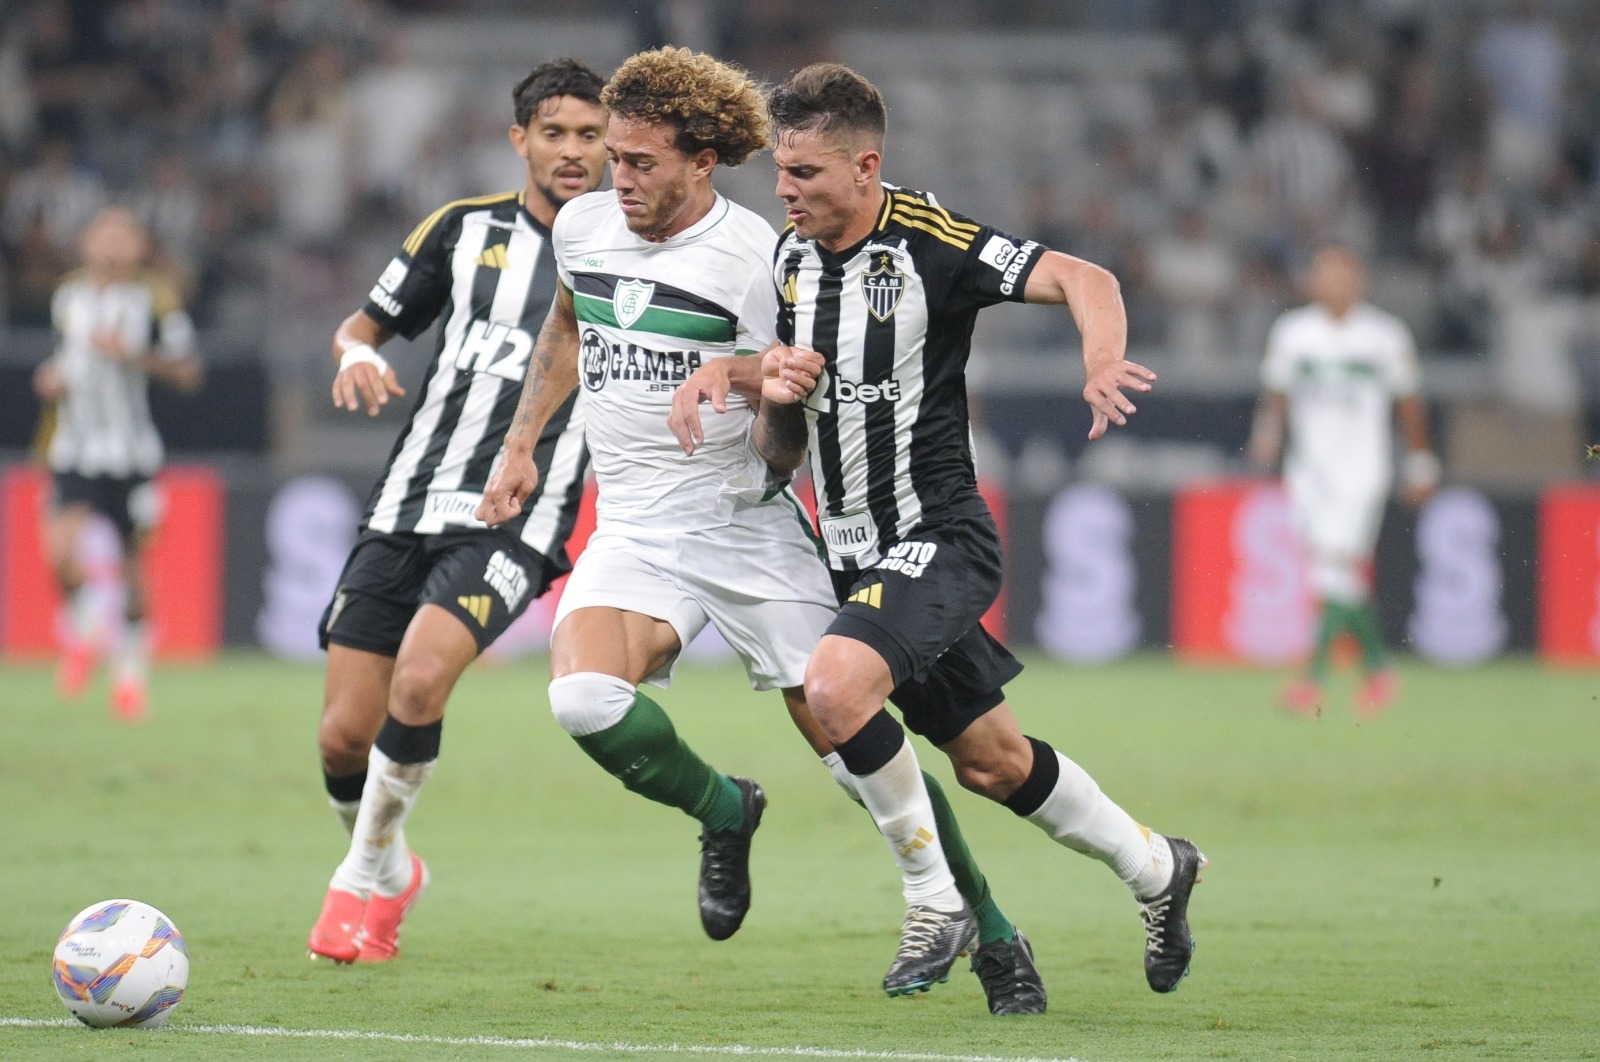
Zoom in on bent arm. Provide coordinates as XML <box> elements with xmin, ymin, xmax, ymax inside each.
<box><xmin>1023</xmin><ymin>250</ymin><xmax>1152</xmax><ymax>440</ymax></box>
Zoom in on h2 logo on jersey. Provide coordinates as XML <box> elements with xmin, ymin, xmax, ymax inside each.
<box><xmin>454</xmin><ymin>320</ymin><xmax>534</xmax><ymax>381</ymax></box>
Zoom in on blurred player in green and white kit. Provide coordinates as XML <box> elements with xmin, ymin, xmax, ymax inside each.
<box><xmin>1249</xmin><ymin>246</ymin><xmax>1439</xmax><ymax>716</ymax></box>
<box><xmin>479</xmin><ymin>49</ymin><xmax>1042</xmax><ymax>1013</ymax></box>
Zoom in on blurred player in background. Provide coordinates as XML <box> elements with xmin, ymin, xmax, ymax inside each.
<box><xmin>479</xmin><ymin>50</ymin><xmax>1044</xmax><ymax>1015</ymax></box>
<box><xmin>32</xmin><ymin>206</ymin><xmax>201</xmax><ymax>722</ymax></box>
<box><xmin>306</xmin><ymin>59</ymin><xmax>608</xmax><ymax>964</ymax></box>
<box><xmin>748</xmin><ymin>63</ymin><xmax>1205</xmax><ymax>999</ymax></box>
<box><xmin>1249</xmin><ymin>245</ymin><xmax>1439</xmax><ymax>717</ymax></box>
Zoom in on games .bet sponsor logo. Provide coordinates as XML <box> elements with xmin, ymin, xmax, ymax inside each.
<box><xmin>580</xmin><ymin>328</ymin><xmax>703</xmax><ymax>393</ymax></box>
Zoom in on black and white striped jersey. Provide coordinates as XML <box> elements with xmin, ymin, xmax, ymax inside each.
<box><xmin>47</xmin><ymin>269</ymin><xmax>195</xmax><ymax>478</ymax></box>
<box><xmin>359</xmin><ymin>191</ymin><xmax>588</xmax><ymax>563</ymax></box>
<box><xmin>776</xmin><ymin>184</ymin><xmax>1043</xmax><ymax>570</ymax></box>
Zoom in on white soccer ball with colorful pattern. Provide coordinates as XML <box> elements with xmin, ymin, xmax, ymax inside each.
<box><xmin>52</xmin><ymin>899</ymin><xmax>188</xmax><ymax>1028</ymax></box>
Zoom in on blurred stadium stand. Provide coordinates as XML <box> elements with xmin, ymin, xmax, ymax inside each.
<box><xmin>3</xmin><ymin>0</ymin><xmax>1600</xmax><ymax>661</ymax></box>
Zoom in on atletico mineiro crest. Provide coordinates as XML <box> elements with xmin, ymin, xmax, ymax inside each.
<box><xmin>861</xmin><ymin>253</ymin><xmax>904</xmax><ymax>322</ymax></box>
<box><xmin>613</xmin><ymin>278</ymin><xmax>655</xmax><ymax>329</ymax></box>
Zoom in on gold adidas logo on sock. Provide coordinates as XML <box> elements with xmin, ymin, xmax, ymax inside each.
<box><xmin>457</xmin><ymin>595</ymin><xmax>492</xmax><ymax>626</ymax></box>
<box><xmin>475</xmin><ymin>244</ymin><xmax>509</xmax><ymax>270</ymax></box>
<box><xmin>897</xmin><ymin>826</ymin><xmax>934</xmax><ymax>857</ymax></box>
<box><xmin>847</xmin><ymin>583</ymin><xmax>883</xmax><ymax>608</ymax></box>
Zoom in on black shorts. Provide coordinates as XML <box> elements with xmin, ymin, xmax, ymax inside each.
<box><xmin>827</xmin><ymin>496</ymin><xmax>1023</xmax><ymax>746</ymax></box>
<box><xmin>51</xmin><ymin>472</ymin><xmax>159</xmax><ymax>545</ymax></box>
<box><xmin>319</xmin><ymin>529</ymin><xmax>561</xmax><ymax>657</ymax></box>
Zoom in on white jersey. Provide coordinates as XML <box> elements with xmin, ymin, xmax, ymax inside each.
<box><xmin>554</xmin><ymin>191</ymin><xmax>780</xmax><ymax>532</ymax></box>
<box><xmin>1261</xmin><ymin>301</ymin><xmax>1419</xmax><ymax>500</ymax></box>
<box><xmin>47</xmin><ymin>270</ymin><xmax>196</xmax><ymax>478</ymax></box>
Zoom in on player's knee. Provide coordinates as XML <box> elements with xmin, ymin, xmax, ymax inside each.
<box><xmin>317</xmin><ymin>713</ymin><xmax>373</xmax><ymax>775</ymax></box>
<box><xmin>389</xmin><ymin>654</ymin><xmax>455</xmax><ymax>723</ymax></box>
<box><xmin>548</xmin><ymin>672</ymin><xmax>636</xmax><ymax>737</ymax></box>
<box><xmin>950</xmin><ymin>748</ymin><xmax>1030</xmax><ymax>801</ymax></box>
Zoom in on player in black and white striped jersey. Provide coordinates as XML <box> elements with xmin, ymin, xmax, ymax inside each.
<box><xmin>753</xmin><ymin>63</ymin><xmax>1208</xmax><ymax>999</ymax></box>
<box><xmin>307</xmin><ymin>60</ymin><xmax>608</xmax><ymax>966</ymax></box>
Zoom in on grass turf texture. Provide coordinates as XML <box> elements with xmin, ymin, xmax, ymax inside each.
<box><xmin>0</xmin><ymin>653</ymin><xmax>1596</xmax><ymax>1061</ymax></box>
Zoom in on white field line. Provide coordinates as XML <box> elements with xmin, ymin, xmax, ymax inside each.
<box><xmin>0</xmin><ymin>1016</ymin><xmax>1107</xmax><ymax>1062</ymax></box>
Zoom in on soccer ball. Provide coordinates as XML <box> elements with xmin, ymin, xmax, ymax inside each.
<box><xmin>52</xmin><ymin>899</ymin><xmax>189</xmax><ymax>1028</ymax></box>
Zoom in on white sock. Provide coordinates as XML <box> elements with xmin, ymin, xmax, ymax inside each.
<box><xmin>330</xmin><ymin>797</ymin><xmax>361</xmax><ymax>835</ymax></box>
<box><xmin>1024</xmin><ymin>750</ymin><xmax>1173</xmax><ymax>898</ymax></box>
<box><xmin>821</xmin><ymin>751</ymin><xmax>863</xmax><ymax>804</ymax></box>
<box><xmin>68</xmin><ymin>588</ymin><xmax>101</xmax><ymax>646</ymax></box>
<box><xmin>113</xmin><ymin>620</ymin><xmax>149</xmax><ymax>684</ymax></box>
<box><xmin>329</xmin><ymin>746</ymin><xmax>433</xmax><ymax>900</ymax></box>
<box><xmin>849</xmin><ymin>739</ymin><xmax>962</xmax><ymax>910</ymax></box>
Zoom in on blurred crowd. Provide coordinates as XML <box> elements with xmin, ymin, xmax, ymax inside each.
<box><xmin>4</xmin><ymin>0</ymin><xmax>1600</xmax><ymax>385</ymax></box>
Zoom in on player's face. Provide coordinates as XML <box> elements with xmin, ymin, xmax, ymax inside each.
<box><xmin>79</xmin><ymin>209</ymin><xmax>149</xmax><ymax>279</ymax></box>
<box><xmin>605</xmin><ymin>116</ymin><xmax>707</xmax><ymax>240</ymax></box>
<box><xmin>511</xmin><ymin>95</ymin><xmax>608</xmax><ymax>211</ymax></box>
<box><xmin>1307</xmin><ymin>248</ymin><xmax>1365</xmax><ymax>314</ymax></box>
<box><xmin>774</xmin><ymin>128</ymin><xmax>878</xmax><ymax>250</ymax></box>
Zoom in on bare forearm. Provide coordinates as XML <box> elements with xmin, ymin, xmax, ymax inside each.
<box><xmin>1397</xmin><ymin>395</ymin><xmax>1431</xmax><ymax>453</ymax></box>
<box><xmin>1026</xmin><ymin>251</ymin><xmax>1128</xmax><ymax>368</ymax></box>
<box><xmin>332</xmin><ymin>309</ymin><xmax>391</xmax><ymax>362</ymax></box>
<box><xmin>753</xmin><ymin>402</ymin><xmax>809</xmax><ymax>477</ymax></box>
<box><xmin>506</xmin><ymin>293</ymin><xmax>580</xmax><ymax>452</ymax></box>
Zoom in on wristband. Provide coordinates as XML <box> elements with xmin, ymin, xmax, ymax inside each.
<box><xmin>1403</xmin><ymin>450</ymin><xmax>1441</xmax><ymax>491</ymax></box>
<box><xmin>339</xmin><ymin>344</ymin><xmax>389</xmax><ymax>374</ymax></box>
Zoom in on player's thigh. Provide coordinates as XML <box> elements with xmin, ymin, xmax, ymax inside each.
<box><xmin>550</xmin><ymin>530</ymin><xmax>703</xmax><ymax>686</ymax></box>
<box><xmin>550</xmin><ymin>606</ymin><xmax>683</xmax><ymax>686</ymax></box>
<box><xmin>387</xmin><ymin>603</ymin><xmax>481</xmax><ymax>724</ymax></box>
<box><xmin>319</xmin><ymin>643</ymin><xmax>396</xmax><ymax>763</ymax></box>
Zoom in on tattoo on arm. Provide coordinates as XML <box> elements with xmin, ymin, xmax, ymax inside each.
<box><xmin>754</xmin><ymin>402</ymin><xmax>809</xmax><ymax>476</ymax></box>
<box><xmin>508</xmin><ymin>287</ymin><xmax>581</xmax><ymax>448</ymax></box>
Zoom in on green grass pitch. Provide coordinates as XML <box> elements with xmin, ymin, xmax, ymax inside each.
<box><xmin>1</xmin><ymin>653</ymin><xmax>1597</xmax><ymax>1061</ymax></box>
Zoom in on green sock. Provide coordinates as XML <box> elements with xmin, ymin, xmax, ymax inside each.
<box><xmin>1309</xmin><ymin>601</ymin><xmax>1352</xmax><ymax>683</ymax></box>
<box><xmin>573</xmin><ymin>692</ymin><xmax>745</xmax><ymax>832</ymax></box>
<box><xmin>924</xmin><ymin>771</ymin><xmax>1014</xmax><ymax>945</ymax></box>
<box><xmin>1347</xmin><ymin>600</ymin><xmax>1390</xmax><ymax>672</ymax></box>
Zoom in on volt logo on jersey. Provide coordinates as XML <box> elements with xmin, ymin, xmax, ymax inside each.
<box><xmin>861</xmin><ymin>253</ymin><xmax>905</xmax><ymax>321</ymax></box>
<box><xmin>613</xmin><ymin>279</ymin><xmax>655</xmax><ymax>329</ymax></box>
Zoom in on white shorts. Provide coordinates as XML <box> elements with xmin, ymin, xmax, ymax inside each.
<box><xmin>552</xmin><ymin>501</ymin><xmax>836</xmax><ymax>691</ymax></box>
<box><xmin>1286</xmin><ymin>462</ymin><xmax>1388</xmax><ymax>560</ymax></box>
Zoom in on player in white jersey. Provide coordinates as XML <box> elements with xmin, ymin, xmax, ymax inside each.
<box><xmin>306</xmin><ymin>60</ymin><xmax>609</xmax><ymax>966</ymax></box>
<box><xmin>473</xmin><ymin>51</ymin><xmax>1027</xmax><ymax>987</ymax></box>
<box><xmin>1248</xmin><ymin>245</ymin><xmax>1438</xmax><ymax>716</ymax></box>
<box><xmin>31</xmin><ymin>206</ymin><xmax>200</xmax><ymax>721</ymax></box>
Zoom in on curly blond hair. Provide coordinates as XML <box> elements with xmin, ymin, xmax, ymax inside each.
<box><xmin>601</xmin><ymin>47</ymin><xmax>770</xmax><ymax>167</ymax></box>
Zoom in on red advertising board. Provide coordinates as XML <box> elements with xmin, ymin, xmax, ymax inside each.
<box><xmin>1537</xmin><ymin>484</ymin><xmax>1600</xmax><ymax>664</ymax></box>
<box><xmin>0</xmin><ymin>464</ymin><xmax>223</xmax><ymax>661</ymax></box>
<box><xmin>1171</xmin><ymin>478</ymin><xmax>1312</xmax><ymax>664</ymax></box>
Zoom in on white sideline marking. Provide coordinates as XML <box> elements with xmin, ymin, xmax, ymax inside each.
<box><xmin>0</xmin><ymin>1016</ymin><xmax>1103</xmax><ymax>1062</ymax></box>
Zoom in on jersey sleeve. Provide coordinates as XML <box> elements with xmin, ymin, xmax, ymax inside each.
<box><xmin>774</xmin><ymin>236</ymin><xmax>799</xmax><ymax>346</ymax></box>
<box><xmin>735</xmin><ymin>269</ymin><xmax>779</xmax><ymax>354</ymax></box>
<box><xmin>920</xmin><ymin>201</ymin><xmax>1045</xmax><ymax>313</ymax></box>
<box><xmin>1260</xmin><ymin>315</ymin><xmax>1295</xmax><ymax>393</ymax></box>
<box><xmin>1384</xmin><ymin>317</ymin><xmax>1421</xmax><ymax>397</ymax></box>
<box><xmin>551</xmin><ymin>202</ymin><xmax>576</xmax><ymax>290</ymax></box>
<box><xmin>148</xmin><ymin>276</ymin><xmax>195</xmax><ymax>360</ymax></box>
<box><xmin>363</xmin><ymin>206</ymin><xmax>459</xmax><ymax>340</ymax></box>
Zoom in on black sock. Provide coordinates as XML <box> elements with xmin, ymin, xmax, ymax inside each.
<box><xmin>375</xmin><ymin>715</ymin><xmax>442</xmax><ymax>764</ymax></box>
<box><xmin>1001</xmin><ymin>736</ymin><xmax>1060</xmax><ymax>817</ymax></box>
<box><xmin>834</xmin><ymin>709</ymin><xmax>906</xmax><ymax>775</ymax></box>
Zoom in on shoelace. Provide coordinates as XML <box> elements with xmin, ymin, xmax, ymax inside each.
<box><xmin>699</xmin><ymin>831</ymin><xmax>743</xmax><ymax>889</ymax></box>
<box><xmin>895</xmin><ymin>907</ymin><xmax>952</xmax><ymax>960</ymax></box>
<box><xmin>1138</xmin><ymin>894</ymin><xmax>1172</xmax><ymax>955</ymax></box>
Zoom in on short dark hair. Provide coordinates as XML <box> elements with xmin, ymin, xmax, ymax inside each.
<box><xmin>767</xmin><ymin>63</ymin><xmax>886</xmax><ymax>144</ymax></box>
<box><xmin>513</xmin><ymin>58</ymin><xmax>605</xmax><ymax>128</ymax></box>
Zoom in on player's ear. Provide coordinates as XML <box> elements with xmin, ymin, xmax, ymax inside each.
<box><xmin>509</xmin><ymin>123</ymin><xmax>529</xmax><ymax>159</ymax></box>
<box><xmin>855</xmin><ymin>149</ymin><xmax>882</xmax><ymax>186</ymax></box>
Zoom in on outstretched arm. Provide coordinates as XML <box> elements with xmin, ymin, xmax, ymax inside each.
<box><xmin>1248</xmin><ymin>391</ymin><xmax>1288</xmax><ymax>471</ymax></box>
<box><xmin>331</xmin><ymin>309</ymin><xmax>403</xmax><ymax>416</ymax></box>
<box><xmin>476</xmin><ymin>284</ymin><xmax>582</xmax><ymax>527</ymax></box>
<box><xmin>1022</xmin><ymin>250</ymin><xmax>1155</xmax><ymax>440</ymax></box>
